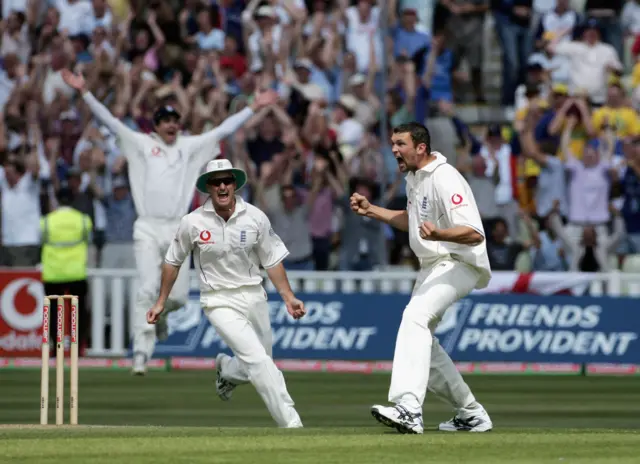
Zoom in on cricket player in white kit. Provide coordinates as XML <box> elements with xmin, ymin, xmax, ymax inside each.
<box><xmin>61</xmin><ymin>70</ymin><xmax>279</xmax><ymax>375</ymax></box>
<box><xmin>146</xmin><ymin>158</ymin><xmax>305</xmax><ymax>428</ymax></box>
<box><xmin>350</xmin><ymin>123</ymin><xmax>493</xmax><ymax>434</ymax></box>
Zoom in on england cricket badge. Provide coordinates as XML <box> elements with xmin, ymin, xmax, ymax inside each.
<box><xmin>420</xmin><ymin>195</ymin><xmax>430</xmax><ymax>220</ymax></box>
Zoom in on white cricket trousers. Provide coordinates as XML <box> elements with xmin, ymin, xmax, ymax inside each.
<box><xmin>389</xmin><ymin>259</ymin><xmax>480</xmax><ymax>413</ymax></box>
<box><xmin>203</xmin><ymin>285</ymin><xmax>302</xmax><ymax>428</ymax></box>
<box><xmin>132</xmin><ymin>218</ymin><xmax>191</xmax><ymax>359</ymax></box>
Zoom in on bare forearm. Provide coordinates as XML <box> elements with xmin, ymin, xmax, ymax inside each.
<box><xmin>155</xmin><ymin>263</ymin><xmax>180</xmax><ymax>306</ymax></box>
<box><xmin>366</xmin><ymin>205</ymin><xmax>409</xmax><ymax>231</ymax></box>
<box><xmin>266</xmin><ymin>263</ymin><xmax>295</xmax><ymax>302</ymax></box>
<box><xmin>434</xmin><ymin>226</ymin><xmax>484</xmax><ymax>245</ymax></box>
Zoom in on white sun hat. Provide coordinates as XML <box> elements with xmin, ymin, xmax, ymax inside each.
<box><xmin>196</xmin><ymin>159</ymin><xmax>247</xmax><ymax>194</ymax></box>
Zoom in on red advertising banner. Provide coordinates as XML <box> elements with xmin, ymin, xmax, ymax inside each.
<box><xmin>0</xmin><ymin>269</ymin><xmax>44</xmax><ymax>357</ymax></box>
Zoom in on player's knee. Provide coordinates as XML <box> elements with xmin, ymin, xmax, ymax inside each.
<box><xmin>240</xmin><ymin>351</ymin><xmax>272</xmax><ymax>373</ymax></box>
<box><xmin>402</xmin><ymin>304</ymin><xmax>438</xmax><ymax>331</ymax></box>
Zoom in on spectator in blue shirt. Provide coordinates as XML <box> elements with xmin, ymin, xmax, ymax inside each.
<box><xmin>392</xmin><ymin>6</ymin><xmax>430</xmax><ymax>75</ymax></box>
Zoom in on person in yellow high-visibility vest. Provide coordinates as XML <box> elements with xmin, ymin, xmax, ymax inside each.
<box><xmin>40</xmin><ymin>188</ymin><xmax>92</xmax><ymax>354</ymax></box>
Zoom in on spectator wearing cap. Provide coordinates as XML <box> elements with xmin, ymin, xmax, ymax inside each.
<box><xmin>533</xmin><ymin>82</ymin><xmax>569</xmax><ymax>150</ymax></box>
<box><xmin>547</xmin><ymin>18</ymin><xmax>622</xmax><ymax>106</ymax></box>
<box><xmin>101</xmin><ymin>176</ymin><xmax>136</xmax><ymax>270</ymax></box>
<box><xmin>289</xmin><ymin>58</ymin><xmax>332</xmax><ymax>107</ymax></box>
<box><xmin>338</xmin><ymin>177</ymin><xmax>386</xmax><ymax>271</ymax></box>
<box><xmin>347</xmin><ymin>72</ymin><xmax>380</xmax><ymax>130</ymax></box>
<box><xmin>440</xmin><ymin>0</ymin><xmax>489</xmax><ymax>103</ymax></box>
<box><xmin>491</xmin><ymin>0</ymin><xmax>534</xmax><ymax>106</ymax></box>
<box><xmin>584</xmin><ymin>0</ymin><xmax>624</xmax><ymax>59</ymax></box>
<box><xmin>333</xmin><ymin>94</ymin><xmax>365</xmax><ymax>156</ymax></box>
<box><xmin>243</xmin><ymin>4</ymin><xmax>282</xmax><ymax>71</ymax></box>
<box><xmin>477</xmin><ymin>123</ymin><xmax>520</xmax><ymax>238</ymax></box>
<box><xmin>592</xmin><ymin>82</ymin><xmax>640</xmax><ymax>140</ymax></box>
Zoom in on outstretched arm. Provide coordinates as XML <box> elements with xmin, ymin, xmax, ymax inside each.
<box><xmin>62</xmin><ymin>70</ymin><xmax>136</xmax><ymax>140</ymax></box>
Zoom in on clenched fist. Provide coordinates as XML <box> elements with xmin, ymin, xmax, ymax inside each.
<box><xmin>419</xmin><ymin>221</ymin><xmax>438</xmax><ymax>240</ymax></box>
<box><xmin>350</xmin><ymin>193</ymin><xmax>371</xmax><ymax>216</ymax></box>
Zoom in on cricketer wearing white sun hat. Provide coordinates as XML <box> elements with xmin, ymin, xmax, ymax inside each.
<box><xmin>148</xmin><ymin>156</ymin><xmax>306</xmax><ymax>429</ymax></box>
<box><xmin>196</xmin><ymin>159</ymin><xmax>248</xmax><ymax>193</ymax></box>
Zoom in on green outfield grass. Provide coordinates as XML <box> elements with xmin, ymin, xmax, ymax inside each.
<box><xmin>1</xmin><ymin>371</ymin><xmax>640</xmax><ymax>463</ymax></box>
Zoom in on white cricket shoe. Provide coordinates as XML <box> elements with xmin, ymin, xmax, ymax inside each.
<box><xmin>371</xmin><ymin>404</ymin><xmax>424</xmax><ymax>434</ymax></box>
<box><xmin>215</xmin><ymin>353</ymin><xmax>236</xmax><ymax>401</ymax></box>
<box><xmin>132</xmin><ymin>352</ymin><xmax>147</xmax><ymax>376</ymax></box>
<box><xmin>283</xmin><ymin>418</ymin><xmax>304</xmax><ymax>429</ymax></box>
<box><xmin>439</xmin><ymin>406</ymin><xmax>493</xmax><ymax>432</ymax></box>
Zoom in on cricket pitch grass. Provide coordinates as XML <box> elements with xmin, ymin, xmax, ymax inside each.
<box><xmin>1</xmin><ymin>371</ymin><xmax>639</xmax><ymax>463</ymax></box>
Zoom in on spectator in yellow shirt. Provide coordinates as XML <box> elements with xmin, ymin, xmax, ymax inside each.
<box><xmin>592</xmin><ymin>82</ymin><xmax>640</xmax><ymax>138</ymax></box>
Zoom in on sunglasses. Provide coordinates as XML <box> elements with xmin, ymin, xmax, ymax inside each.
<box><xmin>207</xmin><ymin>176</ymin><xmax>235</xmax><ymax>187</ymax></box>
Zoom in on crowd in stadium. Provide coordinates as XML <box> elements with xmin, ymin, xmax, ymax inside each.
<box><xmin>0</xmin><ymin>0</ymin><xmax>639</xmax><ymax>274</ymax></box>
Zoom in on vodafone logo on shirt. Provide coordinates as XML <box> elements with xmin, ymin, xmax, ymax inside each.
<box><xmin>199</xmin><ymin>230</ymin><xmax>212</xmax><ymax>242</ymax></box>
<box><xmin>451</xmin><ymin>194</ymin><xmax>466</xmax><ymax>209</ymax></box>
<box><xmin>0</xmin><ymin>270</ymin><xmax>44</xmax><ymax>356</ymax></box>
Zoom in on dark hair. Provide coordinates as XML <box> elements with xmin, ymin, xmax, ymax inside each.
<box><xmin>4</xmin><ymin>158</ymin><xmax>26</xmax><ymax>175</ymax></box>
<box><xmin>493</xmin><ymin>218</ymin><xmax>508</xmax><ymax>232</ymax></box>
<box><xmin>393</xmin><ymin>122</ymin><xmax>431</xmax><ymax>151</ymax></box>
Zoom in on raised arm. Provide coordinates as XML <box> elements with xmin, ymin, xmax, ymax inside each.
<box><xmin>61</xmin><ymin>70</ymin><xmax>140</xmax><ymax>146</ymax></box>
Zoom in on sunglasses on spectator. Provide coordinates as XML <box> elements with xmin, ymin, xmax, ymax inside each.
<box><xmin>207</xmin><ymin>176</ymin><xmax>235</xmax><ymax>186</ymax></box>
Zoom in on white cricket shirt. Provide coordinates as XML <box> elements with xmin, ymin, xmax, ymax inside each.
<box><xmin>83</xmin><ymin>92</ymin><xmax>254</xmax><ymax>220</ymax></box>
<box><xmin>405</xmin><ymin>152</ymin><xmax>491</xmax><ymax>289</ymax></box>
<box><xmin>165</xmin><ymin>196</ymin><xmax>289</xmax><ymax>292</ymax></box>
